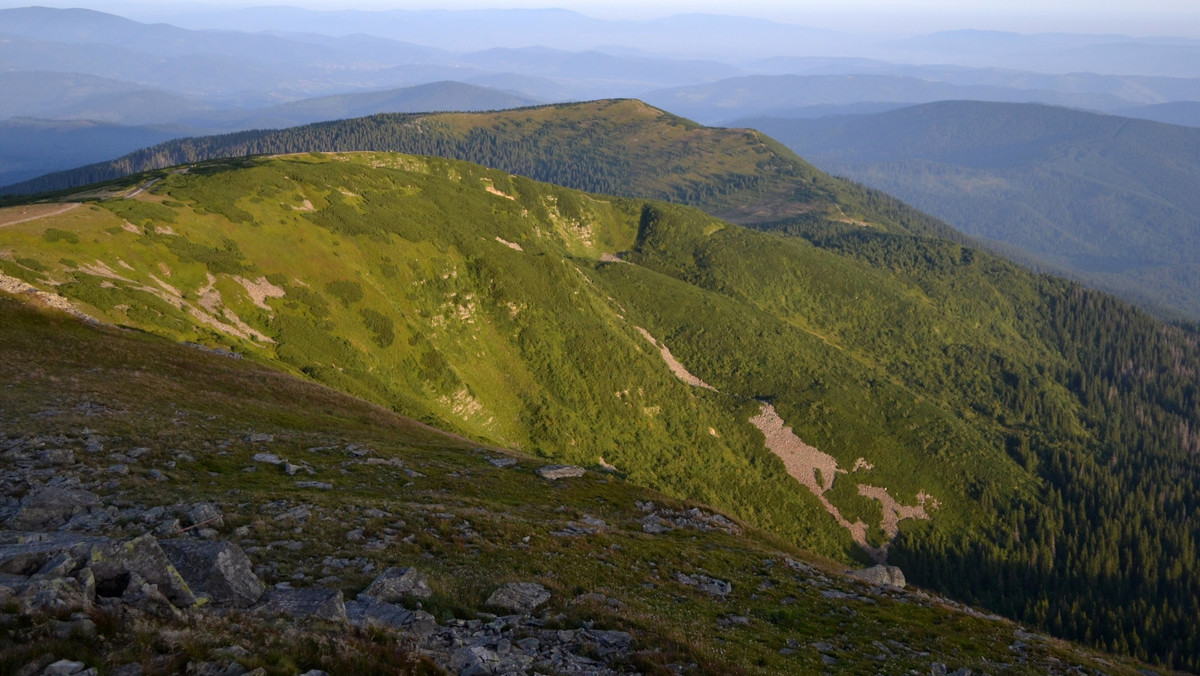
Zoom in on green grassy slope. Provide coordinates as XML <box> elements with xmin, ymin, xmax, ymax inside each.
<box><xmin>2</xmin><ymin>151</ymin><xmax>1198</xmax><ymax>669</ymax></box>
<box><xmin>735</xmin><ymin>101</ymin><xmax>1200</xmax><ymax>319</ymax></box>
<box><xmin>2</xmin><ymin>294</ymin><xmax>1162</xmax><ymax>675</ymax></box>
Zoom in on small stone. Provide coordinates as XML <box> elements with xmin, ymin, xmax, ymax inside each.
<box><xmin>36</xmin><ymin>449</ymin><xmax>74</xmax><ymax>466</ymax></box>
<box><xmin>358</xmin><ymin>567</ymin><xmax>432</xmax><ymax>602</ymax></box>
<box><xmin>486</xmin><ymin>582</ymin><xmax>551</xmax><ymax>613</ymax></box>
<box><xmin>255</xmin><ymin>587</ymin><xmax>346</xmax><ymax>622</ymax></box>
<box><xmin>536</xmin><ymin>465</ymin><xmax>586</xmax><ymax>480</ymax></box>
<box><xmin>294</xmin><ymin>481</ymin><xmax>333</xmax><ymax>490</ymax></box>
<box><xmin>43</xmin><ymin>659</ymin><xmax>87</xmax><ymax>675</ymax></box>
<box><xmin>676</xmin><ymin>572</ymin><xmax>731</xmax><ymax>597</ymax></box>
<box><xmin>245</xmin><ymin>433</ymin><xmax>274</xmax><ymax>444</ymax></box>
<box><xmin>252</xmin><ymin>453</ymin><xmax>281</xmax><ymax>465</ymax></box>
<box><xmin>641</xmin><ymin>515</ymin><xmax>672</xmax><ymax>534</ymax></box>
<box><xmin>187</xmin><ymin>503</ymin><xmax>224</xmax><ymax>529</ymax></box>
<box><xmin>488</xmin><ymin>457</ymin><xmax>518</xmax><ymax>468</ymax></box>
<box><xmin>274</xmin><ymin>506</ymin><xmax>310</xmax><ymax>522</ymax></box>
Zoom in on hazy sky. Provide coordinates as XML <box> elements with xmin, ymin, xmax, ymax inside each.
<box><xmin>2</xmin><ymin>0</ymin><xmax>1198</xmax><ymax>37</ymax></box>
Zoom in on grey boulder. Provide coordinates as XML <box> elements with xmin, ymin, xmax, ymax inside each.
<box><xmin>357</xmin><ymin>566</ymin><xmax>431</xmax><ymax>602</ymax></box>
<box><xmin>847</xmin><ymin>564</ymin><xmax>906</xmax><ymax>589</ymax></box>
<box><xmin>486</xmin><ymin>582</ymin><xmax>551</xmax><ymax>613</ymax></box>
<box><xmin>87</xmin><ymin>534</ymin><xmax>196</xmax><ymax>607</ymax></box>
<box><xmin>160</xmin><ymin>539</ymin><xmax>264</xmax><ymax>607</ymax></box>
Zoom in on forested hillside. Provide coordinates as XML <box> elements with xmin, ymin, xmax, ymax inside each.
<box><xmin>2</xmin><ymin>150</ymin><xmax>1197</xmax><ymax>668</ymax></box>
<box><xmin>737</xmin><ymin>101</ymin><xmax>1200</xmax><ymax>319</ymax></box>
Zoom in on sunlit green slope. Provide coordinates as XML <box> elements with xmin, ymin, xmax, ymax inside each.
<box><xmin>2</xmin><ymin>150</ymin><xmax>1197</xmax><ymax>669</ymax></box>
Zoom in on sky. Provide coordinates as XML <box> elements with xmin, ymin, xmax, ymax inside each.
<box><xmin>1</xmin><ymin>0</ymin><xmax>1198</xmax><ymax>37</ymax></box>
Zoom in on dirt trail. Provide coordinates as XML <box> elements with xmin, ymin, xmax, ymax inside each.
<box><xmin>0</xmin><ymin>203</ymin><xmax>80</xmax><ymax>228</ymax></box>
<box><xmin>125</xmin><ymin>178</ymin><xmax>159</xmax><ymax>199</ymax></box>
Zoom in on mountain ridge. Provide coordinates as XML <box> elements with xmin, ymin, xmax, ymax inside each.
<box><xmin>0</xmin><ymin>99</ymin><xmax>965</xmax><ymax>248</ymax></box>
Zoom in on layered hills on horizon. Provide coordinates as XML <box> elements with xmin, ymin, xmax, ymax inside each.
<box><xmin>1</xmin><ymin>99</ymin><xmax>1198</xmax><ymax>670</ymax></box>
<box><xmin>5</xmin><ymin>3</ymin><xmax>1200</xmax><ymax>203</ymax></box>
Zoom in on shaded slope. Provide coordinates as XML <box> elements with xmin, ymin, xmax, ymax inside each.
<box><xmin>737</xmin><ymin>101</ymin><xmax>1200</xmax><ymax>319</ymax></box>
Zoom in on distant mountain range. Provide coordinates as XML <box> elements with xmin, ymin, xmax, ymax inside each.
<box><xmin>643</xmin><ymin>73</ymin><xmax>1200</xmax><ymax>125</ymax></box>
<box><xmin>141</xmin><ymin>6</ymin><xmax>1200</xmax><ymax>74</ymax></box>
<box><xmin>733</xmin><ymin>100</ymin><xmax>1200</xmax><ymax>319</ymax></box>
<box><xmin>4</xmin><ymin>5</ymin><xmax>1199</xmax><ymax>192</ymax></box>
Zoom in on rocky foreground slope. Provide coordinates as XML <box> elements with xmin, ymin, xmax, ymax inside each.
<box><xmin>0</xmin><ymin>294</ymin><xmax>1161</xmax><ymax>674</ymax></box>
